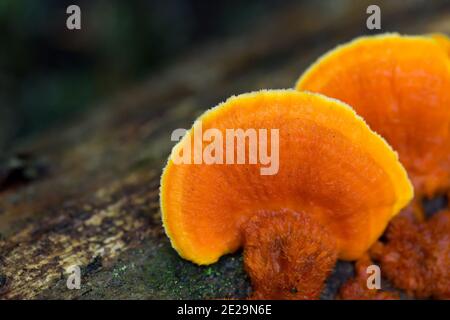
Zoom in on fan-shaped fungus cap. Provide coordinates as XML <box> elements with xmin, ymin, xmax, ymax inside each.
<box><xmin>160</xmin><ymin>90</ymin><xmax>413</xmax><ymax>299</ymax></box>
<box><xmin>296</xmin><ymin>33</ymin><xmax>450</xmax><ymax>196</ymax></box>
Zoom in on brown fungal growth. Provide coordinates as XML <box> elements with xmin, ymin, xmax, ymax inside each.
<box><xmin>370</xmin><ymin>210</ymin><xmax>450</xmax><ymax>299</ymax></box>
<box><xmin>296</xmin><ymin>33</ymin><xmax>450</xmax><ymax>196</ymax></box>
<box><xmin>244</xmin><ymin>210</ymin><xmax>337</xmax><ymax>299</ymax></box>
<box><xmin>338</xmin><ymin>254</ymin><xmax>399</xmax><ymax>300</ymax></box>
<box><xmin>160</xmin><ymin>90</ymin><xmax>413</xmax><ymax>299</ymax></box>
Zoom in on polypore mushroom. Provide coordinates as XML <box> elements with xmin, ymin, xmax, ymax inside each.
<box><xmin>160</xmin><ymin>90</ymin><xmax>413</xmax><ymax>299</ymax></box>
<box><xmin>296</xmin><ymin>33</ymin><xmax>450</xmax><ymax>196</ymax></box>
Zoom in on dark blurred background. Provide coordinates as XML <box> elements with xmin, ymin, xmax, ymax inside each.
<box><xmin>0</xmin><ymin>0</ymin><xmax>297</xmax><ymax>151</ymax></box>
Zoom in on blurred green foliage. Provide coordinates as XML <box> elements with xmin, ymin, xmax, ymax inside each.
<box><xmin>0</xmin><ymin>0</ymin><xmax>291</xmax><ymax>149</ymax></box>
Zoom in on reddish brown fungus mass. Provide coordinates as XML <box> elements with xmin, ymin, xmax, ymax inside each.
<box><xmin>338</xmin><ymin>255</ymin><xmax>399</xmax><ymax>300</ymax></box>
<box><xmin>243</xmin><ymin>210</ymin><xmax>337</xmax><ymax>300</ymax></box>
<box><xmin>371</xmin><ymin>210</ymin><xmax>450</xmax><ymax>299</ymax></box>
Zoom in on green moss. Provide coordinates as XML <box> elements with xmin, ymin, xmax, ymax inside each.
<box><xmin>39</xmin><ymin>238</ymin><xmax>250</xmax><ymax>299</ymax></box>
<box><xmin>143</xmin><ymin>240</ymin><xmax>250</xmax><ymax>299</ymax></box>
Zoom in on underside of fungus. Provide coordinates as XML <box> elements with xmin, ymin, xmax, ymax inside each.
<box><xmin>296</xmin><ymin>33</ymin><xmax>450</xmax><ymax>197</ymax></box>
<box><xmin>160</xmin><ymin>90</ymin><xmax>413</xmax><ymax>299</ymax></box>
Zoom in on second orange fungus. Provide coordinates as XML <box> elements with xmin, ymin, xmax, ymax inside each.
<box><xmin>296</xmin><ymin>33</ymin><xmax>450</xmax><ymax>196</ymax></box>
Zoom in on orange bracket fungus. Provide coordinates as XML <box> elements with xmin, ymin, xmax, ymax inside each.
<box><xmin>160</xmin><ymin>90</ymin><xmax>413</xmax><ymax>299</ymax></box>
<box><xmin>296</xmin><ymin>33</ymin><xmax>450</xmax><ymax>197</ymax></box>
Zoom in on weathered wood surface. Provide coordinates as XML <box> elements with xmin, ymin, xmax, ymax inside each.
<box><xmin>1</xmin><ymin>0</ymin><xmax>449</xmax><ymax>299</ymax></box>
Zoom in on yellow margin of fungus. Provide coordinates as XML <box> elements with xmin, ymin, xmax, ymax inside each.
<box><xmin>296</xmin><ymin>32</ymin><xmax>450</xmax><ymax>90</ymax></box>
